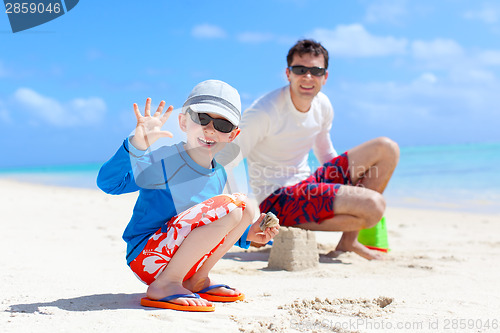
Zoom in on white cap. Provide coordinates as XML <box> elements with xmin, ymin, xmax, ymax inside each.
<box><xmin>183</xmin><ymin>80</ymin><xmax>241</xmax><ymax>126</ymax></box>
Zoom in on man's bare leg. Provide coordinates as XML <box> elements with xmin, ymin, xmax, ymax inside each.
<box><xmin>295</xmin><ymin>185</ymin><xmax>385</xmax><ymax>260</ymax></box>
<box><xmin>286</xmin><ymin>137</ymin><xmax>398</xmax><ymax>260</ymax></box>
<box><xmin>347</xmin><ymin>137</ymin><xmax>400</xmax><ymax>193</ymax></box>
<box><xmin>337</xmin><ymin>137</ymin><xmax>398</xmax><ymax>259</ymax></box>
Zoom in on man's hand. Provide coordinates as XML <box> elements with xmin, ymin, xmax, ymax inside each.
<box><xmin>246</xmin><ymin>213</ymin><xmax>280</xmax><ymax>245</ymax></box>
<box><xmin>130</xmin><ymin>98</ymin><xmax>174</xmax><ymax>150</ymax></box>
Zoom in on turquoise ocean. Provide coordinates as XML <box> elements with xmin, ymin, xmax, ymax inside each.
<box><xmin>1</xmin><ymin>142</ymin><xmax>499</xmax><ymax>213</ymax></box>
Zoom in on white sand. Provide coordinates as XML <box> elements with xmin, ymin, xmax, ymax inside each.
<box><xmin>1</xmin><ymin>179</ymin><xmax>500</xmax><ymax>333</ymax></box>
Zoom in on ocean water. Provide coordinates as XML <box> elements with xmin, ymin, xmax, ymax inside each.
<box><xmin>308</xmin><ymin>142</ymin><xmax>500</xmax><ymax>213</ymax></box>
<box><xmin>1</xmin><ymin>142</ymin><xmax>499</xmax><ymax>213</ymax></box>
<box><xmin>0</xmin><ymin>163</ymin><xmax>102</xmax><ymax>189</ymax></box>
<box><xmin>381</xmin><ymin>142</ymin><xmax>500</xmax><ymax>213</ymax></box>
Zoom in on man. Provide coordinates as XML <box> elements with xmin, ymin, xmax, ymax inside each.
<box><xmin>238</xmin><ymin>39</ymin><xmax>399</xmax><ymax>260</ymax></box>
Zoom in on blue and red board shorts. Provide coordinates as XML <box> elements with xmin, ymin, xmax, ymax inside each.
<box><xmin>259</xmin><ymin>152</ymin><xmax>352</xmax><ymax>227</ymax></box>
<box><xmin>129</xmin><ymin>193</ymin><xmax>246</xmax><ymax>285</ymax></box>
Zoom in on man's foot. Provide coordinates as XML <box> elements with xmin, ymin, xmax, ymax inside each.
<box><xmin>336</xmin><ymin>231</ymin><xmax>384</xmax><ymax>260</ymax></box>
<box><xmin>146</xmin><ymin>281</ymin><xmax>212</xmax><ymax>307</ymax></box>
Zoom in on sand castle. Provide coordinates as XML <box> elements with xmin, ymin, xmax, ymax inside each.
<box><xmin>268</xmin><ymin>226</ymin><xmax>319</xmax><ymax>271</ymax></box>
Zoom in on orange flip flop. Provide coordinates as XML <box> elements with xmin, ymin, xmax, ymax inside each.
<box><xmin>196</xmin><ymin>284</ymin><xmax>245</xmax><ymax>302</ymax></box>
<box><xmin>140</xmin><ymin>293</ymin><xmax>215</xmax><ymax>312</ymax></box>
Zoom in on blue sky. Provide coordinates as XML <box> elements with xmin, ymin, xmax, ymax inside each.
<box><xmin>1</xmin><ymin>0</ymin><xmax>500</xmax><ymax>168</ymax></box>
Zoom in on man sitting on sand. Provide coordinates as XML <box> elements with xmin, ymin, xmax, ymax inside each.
<box><xmin>237</xmin><ymin>39</ymin><xmax>399</xmax><ymax>260</ymax></box>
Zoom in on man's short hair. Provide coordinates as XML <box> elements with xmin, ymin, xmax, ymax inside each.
<box><xmin>286</xmin><ymin>39</ymin><xmax>329</xmax><ymax>69</ymax></box>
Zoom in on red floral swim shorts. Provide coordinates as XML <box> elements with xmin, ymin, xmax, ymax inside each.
<box><xmin>129</xmin><ymin>193</ymin><xmax>246</xmax><ymax>285</ymax></box>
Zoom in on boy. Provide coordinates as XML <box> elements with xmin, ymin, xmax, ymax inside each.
<box><xmin>97</xmin><ymin>80</ymin><xmax>278</xmax><ymax>312</ymax></box>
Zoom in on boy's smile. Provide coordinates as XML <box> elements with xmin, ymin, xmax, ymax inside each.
<box><xmin>197</xmin><ymin>136</ymin><xmax>216</xmax><ymax>147</ymax></box>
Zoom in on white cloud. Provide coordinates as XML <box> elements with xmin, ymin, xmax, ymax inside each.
<box><xmin>478</xmin><ymin>50</ymin><xmax>500</xmax><ymax>65</ymax></box>
<box><xmin>311</xmin><ymin>24</ymin><xmax>408</xmax><ymax>57</ymax></box>
<box><xmin>191</xmin><ymin>24</ymin><xmax>227</xmax><ymax>39</ymax></box>
<box><xmin>412</xmin><ymin>39</ymin><xmax>464</xmax><ymax>59</ymax></box>
<box><xmin>449</xmin><ymin>68</ymin><xmax>497</xmax><ymax>84</ymax></box>
<box><xmin>464</xmin><ymin>4</ymin><xmax>500</xmax><ymax>24</ymax></box>
<box><xmin>329</xmin><ymin>72</ymin><xmax>500</xmax><ymax>128</ymax></box>
<box><xmin>365</xmin><ymin>0</ymin><xmax>408</xmax><ymax>24</ymax></box>
<box><xmin>410</xmin><ymin>39</ymin><xmax>467</xmax><ymax>71</ymax></box>
<box><xmin>410</xmin><ymin>39</ymin><xmax>500</xmax><ymax>85</ymax></box>
<box><xmin>324</xmin><ymin>75</ymin><xmax>498</xmax><ymax>148</ymax></box>
<box><xmin>13</xmin><ymin>88</ymin><xmax>106</xmax><ymax>127</ymax></box>
<box><xmin>414</xmin><ymin>72</ymin><xmax>438</xmax><ymax>85</ymax></box>
<box><xmin>68</xmin><ymin>97</ymin><xmax>106</xmax><ymax>124</ymax></box>
<box><xmin>237</xmin><ymin>32</ymin><xmax>274</xmax><ymax>43</ymax></box>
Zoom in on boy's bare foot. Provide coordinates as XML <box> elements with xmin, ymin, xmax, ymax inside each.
<box><xmin>146</xmin><ymin>281</ymin><xmax>212</xmax><ymax>307</ymax></box>
<box><xmin>336</xmin><ymin>231</ymin><xmax>384</xmax><ymax>260</ymax></box>
<box><xmin>184</xmin><ymin>276</ymin><xmax>241</xmax><ymax>297</ymax></box>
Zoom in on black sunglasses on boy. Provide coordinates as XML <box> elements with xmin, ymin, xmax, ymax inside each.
<box><xmin>187</xmin><ymin>109</ymin><xmax>236</xmax><ymax>133</ymax></box>
<box><xmin>288</xmin><ymin>65</ymin><xmax>327</xmax><ymax>76</ymax></box>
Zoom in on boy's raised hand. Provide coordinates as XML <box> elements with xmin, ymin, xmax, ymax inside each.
<box><xmin>130</xmin><ymin>98</ymin><xmax>174</xmax><ymax>150</ymax></box>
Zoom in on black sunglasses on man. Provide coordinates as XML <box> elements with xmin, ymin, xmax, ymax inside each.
<box><xmin>288</xmin><ymin>65</ymin><xmax>327</xmax><ymax>76</ymax></box>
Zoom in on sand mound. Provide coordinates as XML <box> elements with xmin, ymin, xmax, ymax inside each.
<box><xmin>279</xmin><ymin>296</ymin><xmax>395</xmax><ymax>319</ymax></box>
<box><xmin>232</xmin><ymin>296</ymin><xmax>394</xmax><ymax>333</ymax></box>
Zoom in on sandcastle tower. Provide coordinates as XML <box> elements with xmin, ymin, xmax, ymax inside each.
<box><xmin>267</xmin><ymin>227</ymin><xmax>319</xmax><ymax>271</ymax></box>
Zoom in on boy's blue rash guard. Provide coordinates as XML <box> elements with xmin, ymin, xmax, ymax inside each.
<box><xmin>97</xmin><ymin>138</ymin><xmax>251</xmax><ymax>264</ymax></box>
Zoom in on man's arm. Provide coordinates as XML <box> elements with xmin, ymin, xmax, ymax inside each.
<box><xmin>313</xmin><ymin>129</ymin><xmax>337</xmax><ymax>164</ymax></box>
<box><xmin>313</xmin><ymin>95</ymin><xmax>337</xmax><ymax>164</ymax></box>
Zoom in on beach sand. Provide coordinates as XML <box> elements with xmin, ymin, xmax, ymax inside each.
<box><xmin>1</xmin><ymin>179</ymin><xmax>499</xmax><ymax>332</ymax></box>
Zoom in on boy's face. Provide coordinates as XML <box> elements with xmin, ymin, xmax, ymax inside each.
<box><xmin>179</xmin><ymin>111</ymin><xmax>240</xmax><ymax>155</ymax></box>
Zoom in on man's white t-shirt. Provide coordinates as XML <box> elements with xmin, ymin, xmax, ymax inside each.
<box><xmin>238</xmin><ymin>86</ymin><xmax>337</xmax><ymax>203</ymax></box>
